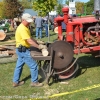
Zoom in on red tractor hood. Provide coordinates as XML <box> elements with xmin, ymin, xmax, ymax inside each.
<box><xmin>72</xmin><ymin>16</ymin><xmax>98</xmax><ymax>24</ymax></box>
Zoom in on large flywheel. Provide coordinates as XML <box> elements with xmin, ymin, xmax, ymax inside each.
<box><xmin>48</xmin><ymin>41</ymin><xmax>74</xmax><ymax>69</ymax></box>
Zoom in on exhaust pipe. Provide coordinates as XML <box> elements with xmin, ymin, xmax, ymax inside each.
<box><xmin>94</xmin><ymin>0</ymin><xmax>100</xmax><ymax>20</ymax></box>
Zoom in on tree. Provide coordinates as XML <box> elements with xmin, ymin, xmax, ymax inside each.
<box><xmin>65</xmin><ymin>0</ymin><xmax>70</xmax><ymax>5</ymax></box>
<box><xmin>20</xmin><ymin>0</ymin><xmax>32</xmax><ymax>9</ymax></box>
<box><xmin>0</xmin><ymin>1</ymin><xmax>5</xmax><ymax>19</ymax></box>
<box><xmin>85</xmin><ymin>0</ymin><xmax>94</xmax><ymax>15</ymax></box>
<box><xmin>56</xmin><ymin>4</ymin><xmax>63</xmax><ymax>15</ymax></box>
<box><xmin>3</xmin><ymin>0</ymin><xmax>24</xmax><ymax>19</ymax></box>
<box><xmin>76</xmin><ymin>1</ymin><xmax>84</xmax><ymax>14</ymax></box>
<box><xmin>32</xmin><ymin>0</ymin><xmax>58</xmax><ymax>16</ymax></box>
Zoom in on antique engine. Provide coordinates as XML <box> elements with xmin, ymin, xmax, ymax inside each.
<box><xmin>55</xmin><ymin>0</ymin><xmax>100</xmax><ymax>57</ymax></box>
<box><xmin>47</xmin><ymin>0</ymin><xmax>100</xmax><ymax>81</ymax></box>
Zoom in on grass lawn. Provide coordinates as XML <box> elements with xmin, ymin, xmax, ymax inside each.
<box><xmin>0</xmin><ymin>30</ymin><xmax>100</xmax><ymax>100</ymax></box>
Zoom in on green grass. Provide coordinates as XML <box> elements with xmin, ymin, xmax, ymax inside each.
<box><xmin>32</xmin><ymin>30</ymin><xmax>58</xmax><ymax>42</ymax></box>
<box><xmin>0</xmin><ymin>30</ymin><xmax>100</xmax><ymax>100</ymax></box>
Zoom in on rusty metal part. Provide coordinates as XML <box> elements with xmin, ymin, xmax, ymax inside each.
<box><xmin>57</xmin><ymin>63</ymin><xmax>79</xmax><ymax>80</ymax></box>
<box><xmin>30</xmin><ymin>46</ymin><xmax>52</xmax><ymax>60</ymax></box>
<box><xmin>48</xmin><ymin>41</ymin><xmax>74</xmax><ymax>69</ymax></box>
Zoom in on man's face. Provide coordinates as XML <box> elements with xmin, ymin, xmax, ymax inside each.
<box><xmin>24</xmin><ymin>20</ymin><xmax>31</xmax><ymax>26</ymax></box>
<box><xmin>26</xmin><ymin>21</ymin><xmax>31</xmax><ymax>26</ymax></box>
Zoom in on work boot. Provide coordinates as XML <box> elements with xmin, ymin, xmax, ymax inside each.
<box><xmin>13</xmin><ymin>81</ymin><xmax>25</xmax><ymax>87</ymax></box>
<box><xmin>30</xmin><ymin>82</ymin><xmax>43</xmax><ymax>87</ymax></box>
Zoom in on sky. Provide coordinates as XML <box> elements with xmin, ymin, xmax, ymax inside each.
<box><xmin>80</xmin><ymin>0</ymin><xmax>89</xmax><ymax>3</ymax></box>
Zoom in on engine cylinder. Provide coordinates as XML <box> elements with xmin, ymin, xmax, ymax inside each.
<box><xmin>94</xmin><ymin>0</ymin><xmax>100</xmax><ymax>11</ymax></box>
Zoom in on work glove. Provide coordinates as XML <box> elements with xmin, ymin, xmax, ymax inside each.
<box><xmin>38</xmin><ymin>44</ymin><xmax>47</xmax><ymax>50</ymax></box>
<box><xmin>37</xmin><ymin>40</ymin><xmax>45</xmax><ymax>44</ymax></box>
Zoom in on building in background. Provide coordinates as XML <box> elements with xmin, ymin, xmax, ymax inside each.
<box><xmin>49</xmin><ymin>11</ymin><xmax>57</xmax><ymax>16</ymax></box>
<box><xmin>69</xmin><ymin>0</ymin><xmax>76</xmax><ymax>14</ymax></box>
<box><xmin>63</xmin><ymin>0</ymin><xmax>76</xmax><ymax>15</ymax></box>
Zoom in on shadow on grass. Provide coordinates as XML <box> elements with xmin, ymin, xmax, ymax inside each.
<box><xmin>38</xmin><ymin>68</ymin><xmax>46</xmax><ymax>83</ymax></box>
<box><xmin>76</xmin><ymin>55</ymin><xmax>100</xmax><ymax>77</ymax></box>
<box><xmin>95</xmin><ymin>98</ymin><xmax>100</xmax><ymax>100</ymax></box>
<box><xmin>21</xmin><ymin>68</ymin><xmax>46</xmax><ymax>83</ymax></box>
<box><xmin>21</xmin><ymin>55</ymin><xmax>100</xmax><ymax>84</ymax></box>
<box><xmin>22</xmin><ymin>75</ymin><xmax>31</xmax><ymax>82</ymax></box>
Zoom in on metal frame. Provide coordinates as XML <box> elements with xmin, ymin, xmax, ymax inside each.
<box><xmin>31</xmin><ymin>48</ymin><xmax>53</xmax><ymax>84</ymax></box>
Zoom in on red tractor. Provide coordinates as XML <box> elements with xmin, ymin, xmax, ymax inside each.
<box><xmin>55</xmin><ymin>8</ymin><xmax>100</xmax><ymax>56</ymax></box>
<box><xmin>48</xmin><ymin>0</ymin><xmax>100</xmax><ymax>81</ymax></box>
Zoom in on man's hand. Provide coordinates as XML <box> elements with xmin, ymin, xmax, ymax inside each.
<box><xmin>37</xmin><ymin>40</ymin><xmax>45</xmax><ymax>44</ymax></box>
<box><xmin>38</xmin><ymin>44</ymin><xmax>47</xmax><ymax>50</ymax></box>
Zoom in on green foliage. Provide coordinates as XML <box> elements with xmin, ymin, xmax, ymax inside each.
<box><xmin>3</xmin><ymin>0</ymin><xmax>24</xmax><ymax>19</ymax></box>
<box><xmin>76</xmin><ymin>1</ymin><xmax>84</xmax><ymax>14</ymax></box>
<box><xmin>65</xmin><ymin>0</ymin><xmax>93</xmax><ymax>15</ymax></box>
<box><xmin>76</xmin><ymin>0</ymin><xmax>94</xmax><ymax>15</ymax></box>
<box><xmin>65</xmin><ymin>0</ymin><xmax>70</xmax><ymax>5</ymax></box>
<box><xmin>85</xmin><ymin>0</ymin><xmax>94</xmax><ymax>15</ymax></box>
<box><xmin>20</xmin><ymin>0</ymin><xmax>32</xmax><ymax>9</ymax></box>
<box><xmin>32</xmin><ymin>0</ymin><xmax>57</xmax><ymax>16</ymax></box>
<box><xmin>56</xmin><ymin>4</ymin><xmax>63</xmax><ymax>15</ymax></box>
<box><xmin>0</xmin><ymin>1</ymin><xmax>5</xmax><ymax>19</ymax></box>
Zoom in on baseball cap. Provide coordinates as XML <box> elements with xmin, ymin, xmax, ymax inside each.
<box><xmin>22</xmin><ymin>13</ymin><xmax>33</xmax><ymax>22</ymax></box>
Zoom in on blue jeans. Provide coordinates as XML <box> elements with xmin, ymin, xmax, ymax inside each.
<box><xmin>13</xmin><ymin>49</ymin><xmax>38</xmax><ymax>83</ymax></box>
<box><xmin>36</xmin><ymin>27</ymin><xmax>42</xmax><ymax>38</ymax></box>
<box><xmin>45</xmin><ymin>24</ymin><xmax>48</xmax><ymax>36</ymax></box>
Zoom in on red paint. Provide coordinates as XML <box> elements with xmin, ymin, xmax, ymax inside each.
<box><xmin>55</xmin><ymin>7</ymin><xmax>100</xmax><ymax>55</ymax></box>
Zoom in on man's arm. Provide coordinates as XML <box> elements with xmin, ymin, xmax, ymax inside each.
<box><xmin>26</xmin><ymin>38</ymin><xmax>47</xmax><ymax>50</ymax></box>
<box><xmin>26</xmin><ymin>38</ymin><xmax>39</xmax><ymax>49</ymax></box>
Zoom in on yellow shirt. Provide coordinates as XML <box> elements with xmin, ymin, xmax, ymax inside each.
<box><xmin>15</xmin><ymin>23</ymin><xmax>31</xmax><ymax>48</ymax></box>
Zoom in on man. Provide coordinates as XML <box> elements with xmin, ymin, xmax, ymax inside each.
<box><xmin>35</xmin><ymin>15</ymin><xmax>43</xmax><ymax>39</ymax></box>
<box><xmin>43</xmin><ymin>16</ymin><xmax>48</xmax><ymax>37</ymax></box>
<box><xmin>13</xmin><ymin>13</ymin><xmax>44</xmax><ymax>87</ymax></box>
